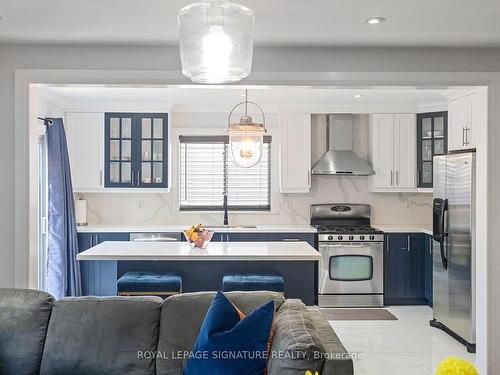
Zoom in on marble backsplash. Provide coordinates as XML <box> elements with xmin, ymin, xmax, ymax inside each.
<box><xmin>80</xmin><ymin>113</ymin><xmax>432</xmax><ymax>227</ymax></box>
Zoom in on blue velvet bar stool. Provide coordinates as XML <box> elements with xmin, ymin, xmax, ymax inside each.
<box><xmin>117</xmin><ymin>272</ymin><xmax>182</xmax><ymax>297</ymax></box>
<box><xmin>222</xmin><ymin>274</ymin><xmax>285</xmax><ymax>294</ymax></box>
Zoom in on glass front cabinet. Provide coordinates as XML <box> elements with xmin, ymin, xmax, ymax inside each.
<box><xmin>416</xmin><ymin>111</ymin><xmax>447</xmax><ymax>188</ymax></box>
<box><xmin>105</xmin><ymin>113</ymin><xmax>168</xmax><ymax>189</ymax></box>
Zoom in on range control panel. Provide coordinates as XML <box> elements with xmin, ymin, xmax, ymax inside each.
<box><xmin>318</xmin><ymin>233</ymin><xmax>384</xmax><ymax>242</ymax></box>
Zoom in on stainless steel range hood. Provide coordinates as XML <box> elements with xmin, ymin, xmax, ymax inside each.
<box><xmin>311</xmin><ymin>114</ymin><xmax>375</xmax><ymax>176</ymax></box>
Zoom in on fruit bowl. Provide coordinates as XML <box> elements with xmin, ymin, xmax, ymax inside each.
<box><xmin>183</xmin><ymin>225</ymin><xmax>214</xmax><ymax>249</ymax></box>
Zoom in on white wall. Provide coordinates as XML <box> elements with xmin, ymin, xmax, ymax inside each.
<box><xmin>77</xmin><ymin>112</ymin><xmax>431</xmax><ymax>226</ymax></box>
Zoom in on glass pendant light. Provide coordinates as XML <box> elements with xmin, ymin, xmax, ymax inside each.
<box><xmin>227</xmin><ymin>90</ymin><xmax>266</xmax><ymax>168</ymax></box>
<box><xmin>178</xmin><ymin>0</ymin><xmax>255</xmax><ymax>84</ymax></box>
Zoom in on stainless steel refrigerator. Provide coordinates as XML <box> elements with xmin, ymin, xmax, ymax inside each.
<box><xmin>431</xmin><ymin>152</ymin><xmax>476</xmax><ymax>353</ymax></box>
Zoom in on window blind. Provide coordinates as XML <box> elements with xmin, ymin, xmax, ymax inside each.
<box><xmin>179</xmin><ymin>136</ymin><xmax>271</xmax><ymax>211</ymax></box>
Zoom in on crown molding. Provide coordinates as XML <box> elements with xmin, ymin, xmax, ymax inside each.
<box><xmin>417</xmin><ymin>101</ymin><xmax>448</xmax><ymax>113</ymax></box>
<box><xmin>170</xmin><ymin>104</ymin><xmax>280</xmax><ymax>113</ymax></box>
<box><xmin>63</xmin><ymin>102</ymin><xmax>174</xmax><ymax>113</ymax></box>
<box><xmin>277</xmin><ymin>104</ymin><xmax>420</xmax><ymax>114</ymax></box>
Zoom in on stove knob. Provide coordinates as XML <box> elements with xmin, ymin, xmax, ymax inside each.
<box><xmin>328</xmin><ymin>235</ymin><xmax>333</xmax><ymax>241</ymax></box>
<box><xmin>359</xmin><ymin>235</ymin><xmax>365</xmax><ymax>241</ymax></box>
<box><xmin>369</xmin><ymin>235</ymin><xmax>375</xmax><ymax>241</ymax></box>
<box><xmin>338</xmin><ymin>235</ymin><xmax>343</xmax><ymax>241</ymax></box>
<box><xmin>349</xmin><ymin>235</ymin><xmax>354</xmax><ymax>241</ymax></box>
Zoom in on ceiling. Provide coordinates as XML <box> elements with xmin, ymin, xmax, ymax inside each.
<box><xmin>37</xmin><ymin>85</ymin><xmax>472</xmax><ymax>111</ymax></box>
<box><xmin>1</xmin><ymin>0</ymin><xmax>500</xmax><ymax>47</ymax></box>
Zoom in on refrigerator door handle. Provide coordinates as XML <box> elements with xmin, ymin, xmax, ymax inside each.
<box><xmin>433</xmin><ymin>197</ymin><xmax>448</xmax><ymax>269</ymax></box>
<box><xmin>440</xmin><ymin>199</ymin><xmax>449</xmax><ymax>270</ymax></box>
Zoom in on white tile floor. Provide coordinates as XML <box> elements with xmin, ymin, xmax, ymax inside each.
<box><xmin>329</xmin><ymin>306</ymin><xmax>476</xmax><ymax>375</ymax></box>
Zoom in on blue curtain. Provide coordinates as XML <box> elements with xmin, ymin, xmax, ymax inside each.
<box><xmin>46</xmin><ymin>118</ymin><xmax>82</xmax><ymax>299</ymax></box>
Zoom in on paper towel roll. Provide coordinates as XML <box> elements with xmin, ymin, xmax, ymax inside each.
<box><xmin>75</xmin><ymin>199</ymin><xmax>87</xmax><ymax>226</ymax></box>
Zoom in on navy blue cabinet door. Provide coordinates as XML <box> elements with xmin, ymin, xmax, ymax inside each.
<box><xmin>416</xmin><ymin>111</ymin><xmax>448</xmax><ymax>188</ymax></box>
<box><xmin>384</xmin><ymin>234</ymin><xmax>407</xmax><ymax>302</ymax></box>
<box><xmin>227</xmin><ymin>233</ymin><xmax>268</xmax><ymax>241</ymax></box>
<box><xmin>210</xmin><ymin>233</ymin><xmax>269</xmax><ymax>242</ymax></box>
<box><xmin>406</xmin><ymin>234</ymin><xmax>425</xmax><ymax>299</ymax></box>
<box><xmin>424</xmin><ymin>235</ymin><xmax>433</xmax><ymax>306</ymax></box>
<box><xmin>77</xmin><ymin>232</ymin><xmax>129</xmax><ymax>296</ymax></box>
<box><xmin>105</xmin><ymin>113</ymin><xmax>168</xmax><ymax>189</ymax></box>
<box><xmin>77</xmin><ymin>233</ymin><xmax>95</xmax><ymax>296</ymax></box>
<box><xmin>93</xmin><ymin>233</ymin><xmax>129</xmax><ymax>296</ymax></box>
<box><xmin>385</xmin><ymin>233</ymin><xmax>427</xmax><ymax>305</ymax></box>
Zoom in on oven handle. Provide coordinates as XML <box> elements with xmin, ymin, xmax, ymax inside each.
<box><xmin>320</xmin><ymin>242</ymin><xmax>383</xmax><ymax>248</ymax></box>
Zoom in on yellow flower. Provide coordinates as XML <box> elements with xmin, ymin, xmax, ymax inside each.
<box><xmin>305</xmin><ymin>371</ymin><xmax>320</xmax><ymax>375</ymax></box>
<box><xmin>435</xmin><ymin>356</ymin><xmax>478</xmax><ymax>375</ymax></box>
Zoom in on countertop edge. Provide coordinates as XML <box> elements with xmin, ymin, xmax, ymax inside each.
<box><xmin>76</xmin><ymin>225</ymin><xmax>318</xmax><ymax>234</ymax></box>
<box><xmin>76</xmin><ymin>255</ymin><xmax>321</xmax><ymax>261</ymax></box>
<box><xmin>373</xmin><ymin>225</ymin><xmax>432</xmax><ymax>236</ymax></box>
<box><xmin>76</xmin><ymin>224</ymin><xmax>431</xmax><ymax>236</ymax></box>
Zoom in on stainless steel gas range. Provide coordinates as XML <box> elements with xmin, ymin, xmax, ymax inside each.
<box><xmin>311</xmin><ymin>204</ymin><xmax>384</xmax><ymax>308</ymax></box>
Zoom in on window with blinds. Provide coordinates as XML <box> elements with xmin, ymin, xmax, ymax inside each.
<box><xmin>179</xmin><ymin>136</ymin><xmax>271</xmax><ymax>211</ymax></box>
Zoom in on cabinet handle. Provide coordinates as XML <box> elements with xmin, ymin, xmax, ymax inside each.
<box><xmin>465</xmin><ymin>127</ymin><xmax>470</xmax><ymax>145</ymax></box>
<box><xmin>136</xmin><ymin>170</ymin><xmax>140</xmax><ymax>186</ymax></box>
<box><xmin>396</xmin><ymin>171</ymin><xmax>399</xmax><ymax>186</ymax></box>
<box><xmin>407</xmin><ymin>236</ymin><xmax>410</xmax><ymax>252</ymax></box>
<box><xmin>462</xmin><ymin>127</ymin><xmax>466</xmax><ymax>146</ymax></box>
<box><xmin>282</xmin><ymin>238</ymin><xmax>300</xmax><ymax>241</ymax></box>
<box><xmin>132</xmin><ymin>171</ymin><xmax>135</xmax><ymax>186</ymax></box>
<box><xmin>390</xmin><ymin>171</ymin><xmax>393</xmax><ymax>186</ymax></box>
<box><xmin>429</xmin><ymin>237</ymin><xmax>432</xmax><ymax>254</ymax></box>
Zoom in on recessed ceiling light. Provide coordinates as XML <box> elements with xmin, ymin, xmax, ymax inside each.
<box><xmin>354</xmin><ymin>94</ymin><xmax>362</xmax><ymax>99</ymax></box>
<box><xmin>366</xmin><ymin>17</ymin><xmax>386</xmax><ymax>25</ymax></box>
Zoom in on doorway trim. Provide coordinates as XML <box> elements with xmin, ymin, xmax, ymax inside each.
<box><xmin>15</xmin><ymin>69</ymin><xmax>498</xmax><ymax>373</ymax></box>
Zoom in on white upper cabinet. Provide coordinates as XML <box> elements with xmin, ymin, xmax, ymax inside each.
<box><xmin>369</xmin><ymin>114</ymin><xmax>416</xmax><ymax>192</ymax></box>
<box><xmin>448</xmin><ymin>95</ymin><xmax>472</xmax><ymax>151</ymax></box>
<box><xmin>448</xmin><ymin>92</ymin><xmax>484</xmax><ymax>151</ymax></box>
<box><xmin>279</xmin><ymin>113</ymin><xmax>311</xmax><ymax>193</ymax></box>
<box><xmin>369</xmin><ymin>114</ymin><xmax>394</xmax><ymax>189</ymax></box>
<box><xmin>65</xmin><ymin>112</ymin><xmax>104</xmax><ymax>192</ymax></box>
<box><xmin>394</xmin><ymin>114</ymin><xmax>417</xmax><ymax>189</ymax></box>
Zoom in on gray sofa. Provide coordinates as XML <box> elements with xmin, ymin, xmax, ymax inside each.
<box><xmin>0</xmin><ymin>288</ymin><xmax>354</xmax><ymax>375</ymax></box>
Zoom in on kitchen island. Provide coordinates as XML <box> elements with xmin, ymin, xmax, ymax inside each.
<box><xmin>77</xmin><ymin>241</ymin><xmax>320</xmax><ymax>305</ymax></box>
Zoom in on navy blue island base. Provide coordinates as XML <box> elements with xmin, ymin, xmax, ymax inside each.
<box><xmin>77</xmin><ymin>232</ymin><xmax>318</xmax><ymax>306</ymax></box>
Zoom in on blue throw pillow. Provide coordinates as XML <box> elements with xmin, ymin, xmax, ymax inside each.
<box><xmin>183</xmin><ymin>291</ymin><xmax>275</xmax><ymax>375</ymax></box>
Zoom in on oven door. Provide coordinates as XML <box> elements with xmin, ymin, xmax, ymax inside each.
<box><xmin>318</xmin><ymin>242</ymin><xmax>384</xmax><ymax>295</ymax></box>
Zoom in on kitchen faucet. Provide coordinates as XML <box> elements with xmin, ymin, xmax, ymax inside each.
<box><xmin>223</xmin><ymin>194</ymin><xmax>229</xmax><ymax>226</ymax></box>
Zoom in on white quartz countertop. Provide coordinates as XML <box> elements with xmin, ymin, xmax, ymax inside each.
<box><xmin>76</xmin><ymin>224</ymin><xmax>317</xmax><ymax>234</ymax></box>
<box><xmin>76</xmin><ymin>241</ymin><xmax>321</xmax><ymax>261</ymax></box>
<box><xmin>373</xmin><ymin>224</ymin><xmax>432</xmax><ymax>236</ymax></box>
